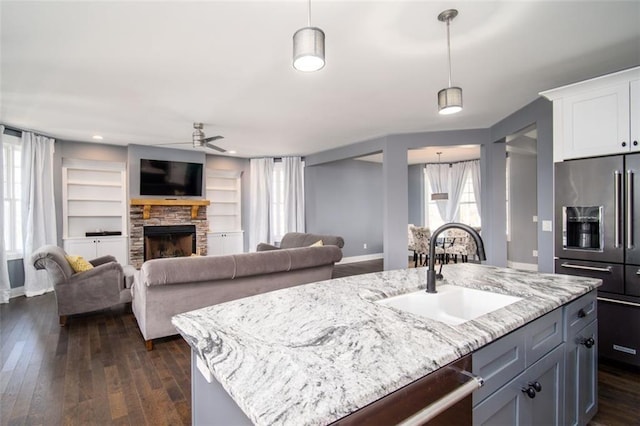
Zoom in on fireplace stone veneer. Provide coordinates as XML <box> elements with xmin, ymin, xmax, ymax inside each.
<box><xmin>130</xmin><ymin>203</ymin><xmax>208</xmax><ymax>268</ymax></box>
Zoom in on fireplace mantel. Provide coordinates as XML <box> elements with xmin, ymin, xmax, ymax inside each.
<box><xmin>130</xmin><ymin>198</ymin><xmax>210</xmax><ymax>220</ymax></box>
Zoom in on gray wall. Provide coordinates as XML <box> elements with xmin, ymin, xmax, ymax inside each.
<box><xmin>508</xmin><ymin>150</ymin><xmax>538</xmax><ymax>265</ymax></box>
<box><xmin>489</xmin><ymin>97</ymin><xmax>554</xmax><ymax>272</ymax></box>
<box><xmin>305</xmin><ymin>159</ymin><xmax>383</xmax><ymax>257</ymax></box>
<box><xmin>408</xmin><ymin>164</ymin><xmax>424</xmax><ymax>227</ymax></box>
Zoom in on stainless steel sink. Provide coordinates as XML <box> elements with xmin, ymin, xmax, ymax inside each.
<box><xmin>376</xmin><ymin>285</ymin><xmax>522</xmax><ymax>325</ymax></box>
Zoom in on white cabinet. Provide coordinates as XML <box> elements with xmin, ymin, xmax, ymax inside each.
<box><xmin>64</xmin><ymin>236</ymin><xmax>128</xmax><ymax>265</ymax></box>
<box><xmin>540</xmin><ymin>67</ymin><xmax>640</xmax><ymax>161</ymax></box>
<box><xmin>207</xmin><ymin>232</ymin><xmax>244</xmax><ymax>256</ymax></box>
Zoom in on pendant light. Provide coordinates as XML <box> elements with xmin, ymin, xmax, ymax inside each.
<box><xmin>431</xmin><ymin>152</ymin><xmax>449</xmax><ymax>200</ymax></box>
<box><xmin>437</xmin><ymin>9</ymin><xmax>462</xmax><ymax>115</ymax></box>
<box><xmin>292</xmin><ymin>0</ymin><xmax>325</xmax><ymax>72</ymax></box>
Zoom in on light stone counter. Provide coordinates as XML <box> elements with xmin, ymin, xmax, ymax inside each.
<box><xmin>172</xmin><ymin>263</ymin><xmax>601</xmax><ymax>426</ymax></box>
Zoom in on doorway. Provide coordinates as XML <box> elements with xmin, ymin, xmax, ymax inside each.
<box><xmin>506</xmin><ymin>124</ymin><xmax>538</xmax><ymax>271</ymax></box>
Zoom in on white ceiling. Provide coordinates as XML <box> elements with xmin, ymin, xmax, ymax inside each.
<box><xmin>2</xmin><ymin>1</ymin><xmax>639</xmax><ymax>158</ymax></box>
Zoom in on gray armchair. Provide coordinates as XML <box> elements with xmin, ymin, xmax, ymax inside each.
<box><xmin>31</xmin><ymin>245</ymin><xmax>132</xmax><ymax>325</ymax></box>
<box><xmin>257</xmin><ymin>232</ymin><xmax>345</xmax><ymax>252</ymax></box>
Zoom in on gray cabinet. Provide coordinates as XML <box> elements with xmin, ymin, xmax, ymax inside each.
<box><xmin>473</xmin><ymin>290</ymin><xmax>598</xmax><ymax>425</ymax></box>
<box><xmin>473</xmin><ymin>345</ymin><xmax>564</xmax><ymax>425</ymax></box>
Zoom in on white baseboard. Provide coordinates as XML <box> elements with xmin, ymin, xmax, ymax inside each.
<box><xmin>337</xmin><ymin>253</ymin><xmax>384</xmax><ymax>265</ymax></box>
<box><xmin>507</xmin><ymin>261</ymin><xmax>538</xmax><ymax>271</ymax></box>
<box><xmin>10</xmin><ymin>286</ymin><xmax>25</xmax><ymax>299</ymax></box>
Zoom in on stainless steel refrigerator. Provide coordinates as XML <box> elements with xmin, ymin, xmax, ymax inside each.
<box><xmin>555</xmin><ymin>153</ymin><xmax>640</xmax><ymax>367</ymax></box>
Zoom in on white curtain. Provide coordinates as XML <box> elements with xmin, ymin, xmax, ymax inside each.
<box><xmin>0</xmin><ymin>126</ymin><xmax>10</xmax><ymax>303</ymax></box>
<box><xmin>469</xmin><ymin>159</ymin><xmax>481</xmax><ymax>217</ymax></box>
<box><xmin>249</xmin><ymin>158</ymin><xmax>274</xmax><ymax>251</ymax></box>
<box><xmin>21</xmin><ymin>132</ymin><xmax>57</xmax><ymax>297</ymax></box>
<box><xmin>282</xmin><ymin>157</ymin><xmax>305</xmax><ymax>234</ymax></box>
<box><xmin>446</xmin><ymin>161</ymin><xmax>469</xmax><ymax>222</ymax></box>
<box><xmin>425</xmin><ymin>163</ymin><xmax>448</xmax><ymax>221</ymax></box>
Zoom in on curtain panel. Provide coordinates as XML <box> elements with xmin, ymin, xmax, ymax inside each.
<box><xmin>249</xmin><ymin>158</ymin><xmax>274</xmax><ymax>251</ymax></box>
<box><xmin>425</xmin><ymin>163</ymin><xmax>449</xmax><ymax>221</ymax></box>
<box><xmin>469</xmin><ymin>159</ymin><xmax>481</xmax><ymax>217</ymax></box>
<box><xmin>0</xmin><ymin>126</ymin><xmax>11</xmax><ymax>303</ymax></box>
<box><xmin>21</xmin><ymin>132</ymin><xmax>58</xmax><ymax>297</ymax></box>
<box><xmin>282</xmin><ymin>157</ymin><xmax>305</xmax><ymax>235</ymax></box>
<box><xmin>446</xmin><ymin>161</ymin><xmax>469</xmax><ymax>222</ymax></box>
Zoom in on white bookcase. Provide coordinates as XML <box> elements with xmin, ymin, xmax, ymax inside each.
<box><xmin>62</xmin><ymin>159</ymin><xmax>128</xmax><ymax>264</ymax></box>
<box><xmin>206</xmin><ymin>169</ymin><xmax>243</xmax><ymax>254</ymax></box>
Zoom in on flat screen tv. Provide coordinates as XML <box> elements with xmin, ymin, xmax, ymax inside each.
<box><xmin>139</xmin><ymin>159</ymin><xmax>203</xmax><ymax>197</ymax></box>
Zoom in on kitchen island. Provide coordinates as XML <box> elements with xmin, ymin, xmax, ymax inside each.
<box><xmin>172</xmin><ymin>263</ymin><xmax>601</xmax><ymax>425</ymax></box>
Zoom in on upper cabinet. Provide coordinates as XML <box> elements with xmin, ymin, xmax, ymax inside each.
<box><xmin>541</xmin><ymin>67</ymin><xmax>640</xmax><ymax>162</ymax></box>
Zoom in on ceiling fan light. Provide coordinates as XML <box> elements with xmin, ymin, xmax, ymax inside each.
<box><xmin>293</xmin><ymin>27</ymin><xmax>325</xmax><ymax>72</ymax></box>
<box><xmin>438</xmin><ymin>87</ymin><xmax>463</xmax><ymax>115</ymax></box>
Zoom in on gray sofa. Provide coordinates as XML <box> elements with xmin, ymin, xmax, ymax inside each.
<box><xmin>257</xmin><ymin>232</ymin><xmax>345</xmax><ymax>251</ymax></box>
<box><xmin>132</xmin><ymin>245</ymin><xmax>343</xmax><ymax>350</ymax></box>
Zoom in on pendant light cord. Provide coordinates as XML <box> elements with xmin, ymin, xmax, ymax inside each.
<box><xmin>307</xmin><ymin>0</ymin><xmax>311</xmax><ymax>27</ymax></box>
<box><xmin>446</xmin><ymin>19</ymin><xmax>452</xmax><ymax>88</ymax></box>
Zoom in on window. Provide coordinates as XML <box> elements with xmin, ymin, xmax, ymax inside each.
<box><xmin>457</xmin><ymin>173</ymin><xmax>481</xmax><ymax>228</ymax></box>
<box><xmin>424</xmin><ymin>166</ymin><xmax>481</xmax><ymax>230</ymax></box>
<box><xmin>3</xmin><ymin>133</ymin><xmax>22</xmax><ymax>255</ymax></box>
<box><xmin>270</xmin><ymin>161</ymin><xmax>286</xmax><ymax>243</ymax></box>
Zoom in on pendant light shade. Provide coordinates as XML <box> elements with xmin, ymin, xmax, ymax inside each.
<box><xmin>293</xmin><ymin>27</ymin><xmax>325</xmax><ymax>72</ymax></box>
<box><xmin>438</xmin><ymin>87</ymin><xmax>463</xmax><ymax>115</ymax></box>
<box><xmin>292</xmin><ymin>0</ymin><xmax>325</xmax><ymax>72</ymax></box>
<box><xmin>437</xmin><ymin>9</ymin><xmax>462</xmax><ymax>115</ymax></box>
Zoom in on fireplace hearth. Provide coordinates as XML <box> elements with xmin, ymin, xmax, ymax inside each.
<box><xmin>144</xmin><ymin>225</ymin><xmax>196</xmax><ymax>261</ymax></box>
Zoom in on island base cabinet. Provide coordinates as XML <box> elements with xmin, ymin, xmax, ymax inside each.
<box><xmin>191</xmin><ymin>351</ymin><xmax>253</xmax><ymax>425</ymax></box>
<box><xmin>564</xmin><ymin>320</ymin><xmax>598</xmax><ymax>426</ymax></box>
<box><xmin>473</xmin><ymin>345</ymin><xmax>564</xmax><ymax>426</ymax></box>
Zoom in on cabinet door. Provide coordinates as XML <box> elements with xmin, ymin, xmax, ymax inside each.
<box><xmin>64</xmin><ymin>238</ymin><xmax>97</xmax><ymax>260</ymax></box>
<box><xmin>96</xmin><ymin>237</ymin><xmax>128</xmax><ymax>265</ymax></box>
<box><xmin>564</xmin><ymin>320</ymin><xmax>598</xmax><ymax>426</ymax></box>
<box><xmin>224</xmin><ymin>232</ymin><xmax>244</xmax><ymax>254</ymax></box>
<box><xmin>473</xmin><ymin>345</ymin><xmax>564</xmax><ymax>426</ymax></box>
<box><xmin>208</xmin><ymin>233</ymin><xmax>225</xmax><ymax>256</ymax></box>
<box><xmin>562</xmin><ymin>83</ymin><xmax>630</xmax><ymax>159</ymax></box>
<box><xmin>631</xmin><ymin>79</ymin><xmax>639</xmax><ymax>151</ymax></box>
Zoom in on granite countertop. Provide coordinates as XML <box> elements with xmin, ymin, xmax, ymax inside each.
<box><xmin>172</xmin><ymin>263</ymin><xmax>601</xmax><ymax>426</ymax></box>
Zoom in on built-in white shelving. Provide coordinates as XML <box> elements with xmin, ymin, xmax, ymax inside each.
<box><xmin>206</xmin><ymin>169</ymin><xmax>243</xmax><ymax>254</ymax></box>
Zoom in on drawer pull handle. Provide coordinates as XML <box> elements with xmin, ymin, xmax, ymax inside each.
<box><xmin>597</xmin><ymin>297</ymin><xmax>640</xmax><ymax>308</ymax></box>
<box><xmin>529</xmin><ymin>381</ymin><xmax>542</xmax><ymax>392</ymax></box>
<box><xmin>577</xmin><ymin>309</ymin><xmax>586</xmax><ymax>318</ymax></box>
<box><xmin>579</xmin><ymin>337</ymin><xmax>595</xmax><ymax>349</ymax></box>
<box><xmin>560</xmin><ymin>263</ymin><xmax>612</xmax><ymax>273</ymax></box>
<box><xmin>522</xmin><ymin>386</ymin><xmax>537</xmax><ymax>399</ymax></box>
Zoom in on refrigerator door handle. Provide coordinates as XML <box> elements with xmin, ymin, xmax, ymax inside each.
<box><xmin>627</xmin><ymin>170</ymin><xmax>634</xmax><ymax>250</ymax></box>
<box><xmin>614</xmin><ymin>170</ymin><xmax>622</xmax><ymax>248</ymax></box>
<box><xmin>560</xmin><ymin>262</ymin><xmax>613</xmax><ymax>273</ymax></box>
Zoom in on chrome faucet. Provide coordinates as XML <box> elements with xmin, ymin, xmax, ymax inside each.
<box><xmin>426</xmin><ymin>222</ymin><xmax>487</xmax><ymax>293</ymax></box>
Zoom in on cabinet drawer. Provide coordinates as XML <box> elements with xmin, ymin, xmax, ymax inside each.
<box><xmin>555</xmin><ymin>259</ymin><xmax>624</xmax><ymax>294</ymax></box>
<box><xmin>563</xmin><ymin>291</ymin><xmax>597</xmax><ymax>340</ymax></box>
<box><xmin>625</xmin><ymin>265</ymin><xmax>640</xmax><ymax>297</ymax></box>
<box><xmin>473</xmin><ymin>327</ymin><xmax>525</xmax><ymax>406</ymax></box>
<box><xmin>525</xmin><ymin>308</ymin><xmax>563</xmax><ymax>366</ymax></box>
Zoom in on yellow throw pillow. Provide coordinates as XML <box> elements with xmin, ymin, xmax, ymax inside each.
<box><xmin>310</xmin><ymin>240</ymin><xmax>324</xmax><ymax>247</ymax></box>
<box><xmin>65</xmin><ymin>255</ymin><xmax>94</xmax><ymax>273</ymax></box>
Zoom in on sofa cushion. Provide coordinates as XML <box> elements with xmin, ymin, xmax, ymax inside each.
<box><xmin>141</xmin><ymin>255</ymin><xmax>237</xmax><ymax>286</ymax></box>
<box><xmin>280</xmin><ymin>232</ymin><xmax>345</xmax><ymax>249</ymax></box>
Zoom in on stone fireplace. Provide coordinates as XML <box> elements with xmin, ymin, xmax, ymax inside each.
<box><xmin>129</xmin><ymin>199</ymin><xmax>209</xmax><ymax>268</ymax></box>
<box><xmin>144</xmin><ymin>225</ymin><xmax>196</xmax><ymax>261</ymax></box>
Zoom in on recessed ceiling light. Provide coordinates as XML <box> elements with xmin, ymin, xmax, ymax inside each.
<box><xmin>92</xmin><ymin>135</ymin><xmax>103</xmax><ymax>140</ymax></box>
<box><xmin>227</xmin><ymin>150</ymin><xmax>237</xmax><ymax>154</ymax></box>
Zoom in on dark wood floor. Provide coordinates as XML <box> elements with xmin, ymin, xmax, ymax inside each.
<box><xmin>1</xmin><ymin>260</ymin><xmax>638</xmax><ymax>425</ymax></box>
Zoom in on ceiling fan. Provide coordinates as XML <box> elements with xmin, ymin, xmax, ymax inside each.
<box><xmin>155</xmin><ymin>122</ymin><xmax>226</xmax><ymax>152</ymax></box>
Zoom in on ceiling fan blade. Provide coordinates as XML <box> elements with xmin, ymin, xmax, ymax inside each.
<box><xmin>204</xmin><ymin>141</ymin><xmax>226</xmax><ymax>153</ymax></box>
<box><xmin>203</xmin><ymin>135</ymin><xmax>224</xmax><ymax>143</ymax></box>
<box><xmin>153</xmin><ymin>141</ymin><xmax>192</xmax><ymax>146</ymax></box>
